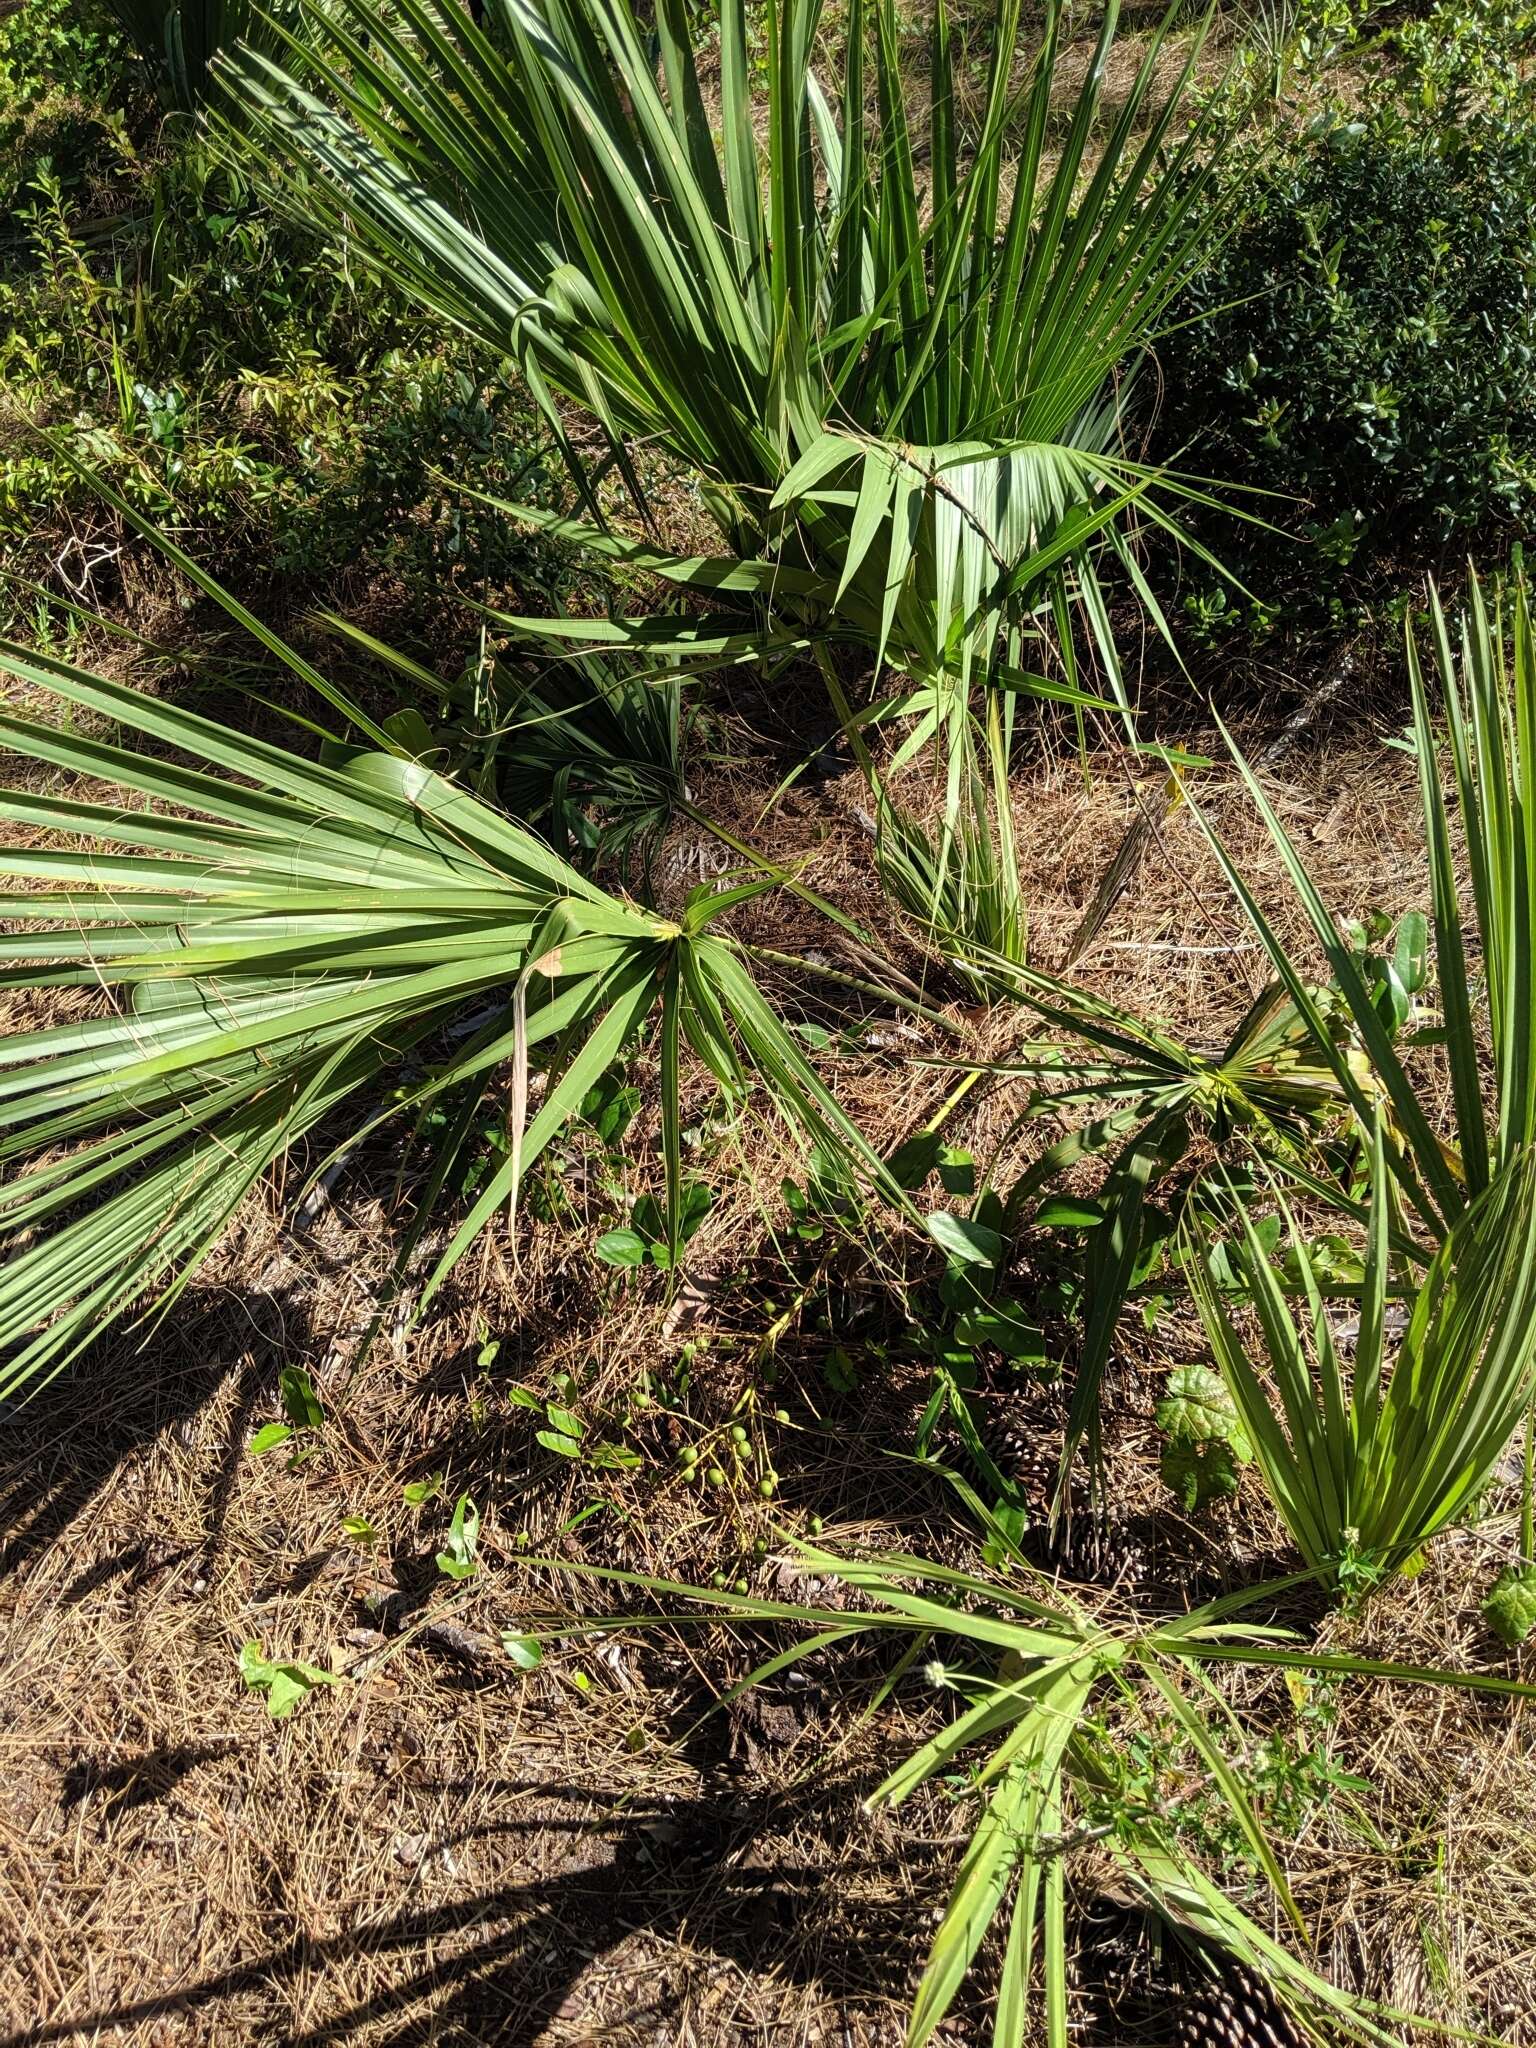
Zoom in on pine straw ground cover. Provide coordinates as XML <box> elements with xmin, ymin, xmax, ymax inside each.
<box><xmin>1</xmin><ymin>660</ymin><xmax>1534</xmax><ymax>2047</ymax></box>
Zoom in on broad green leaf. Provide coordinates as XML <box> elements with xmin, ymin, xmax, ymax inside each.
<box><xmin>954</xmin><ymin>1303</ymin><xmax>1046</xmax><ymax>1365</ymax></box>
<box><xmin>926</xmin><ymin>1212</ymin><xmax>1003</xmax><ymax>1268</ymax></box>
<box><xmin>501</xmin><ymin>1631</ymin><xmax>545</xmax><ymax>1671</ymax></box>
<box><xmin>239</xmin><ymin>1640</ymin><xmax>344</xmax><ymax>1720</ymax></box>
<box><xmin>595</xmin><ymin>1228</ymin><xmax>648</xmax><ymax>1267</ymax></box>
<box><xmin>1161</xmin><ymin>1436</ymin><xmax>1243</xmax><ymax>1512</ymax></box>
<box><xmin>1033</xmin><ymin>1197</ymin><xmax>1103</xmax><ymax>1229</ymax></box>
<box><xmin>1484</xmin><ymin>1567</ymin><xmax>1536</xmax><ymax>1646</ymax></box>
<box><xmin>1156</xmin><ymin>1365</ymin><xmax>1253</xmax><ymax>1461</ymax></box>
<box><xmin>536</xmin><ymin>1429</ymin><xmax>584</xmax><ymax>1458</ymax></box>
<box><xmin>279</xmin><ymin>1364</ymin><xmax>325</xmax><ymax>1431</ymax></box>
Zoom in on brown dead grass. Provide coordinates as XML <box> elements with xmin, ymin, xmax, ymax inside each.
<box><xmin>3</xmin><ymin>9</ymin><xmax>1533</xmax><ymax>2032</ymax></box>
<box><xmin>4</xmin><ymin>640</ymin><xmax>1535</xmax><ymax>2048</ymax></box>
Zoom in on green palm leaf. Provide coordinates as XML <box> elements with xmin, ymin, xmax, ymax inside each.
<box><xmin>1189</xmin><ymin>1137</ymin><xmax>1536</xmax><ymax>1589</ymax></box>
<box><xmin>524</xmin><ymin>1527</ymin><xmax>1525</xmax><ymax>2046</ymax></box>
<box><xmin>105</xmin><ymin>0</ymin><xmax>303</xmax><ymax>108</ymax></box>
<box><xmin>1191</xmin><ymin>567</ymin><xmax>1536</xmax><ymax>1238</ymax></box>
<box><xmin>217</xmin><ymin>0</ymin><xmax>1230</xmax><ymax>728</ymax></box>
<box><xmin>0</xmin><ymin>634</ymin><xmax>903</xmax><ymax>1398</ymax></box>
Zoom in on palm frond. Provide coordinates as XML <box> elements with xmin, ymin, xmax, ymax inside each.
<box><xmin>523</xmin><ymin>1530</ymin><xmax>1527</xmax><ymax>2045</ymax></box>
<box><xmin>0</xmin><ymin>635</ymin><xmax>901</xmax><ymax>1398</ymax></box>
<box><xmin>106</xmin><ymin>0</ymin><xmax>303</xmax><ymax>108</ymax></box>
<box><xmin>1192</xmin><ymin>566</ymin><xmax>1536</xmax><ymax>1241</ymax></box>
<box><xmin>216</xmin><ymin>0</ymin><xmax>1229</xmax><ymax>741</ymax></box>
<box><xmin>1191</xmin><ymin>1134</ymin><xmax>1536</xmax><ymax>1590</ymax></box>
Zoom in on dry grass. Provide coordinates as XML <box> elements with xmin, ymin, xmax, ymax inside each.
<box><xmin>2</xmin><ymin>8</ymin><xmax>1532</xmax><ymax>2031</ymax></box>
<box><xmin>5</xmin><ymin>631</ymin><xmax>1535</xmax><ymax>2048</ymax></box>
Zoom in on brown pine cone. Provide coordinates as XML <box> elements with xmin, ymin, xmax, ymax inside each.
<box><xmin>1173</xmin><ymin>1963</ymin><xmax>1312</xmax><ymax>2048</ymax></box>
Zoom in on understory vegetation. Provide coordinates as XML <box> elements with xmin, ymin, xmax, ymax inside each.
<box><xmin>3</xmin><ymin>0</ymin><xmax>1536</xmax><ymax>2044</ymax></box>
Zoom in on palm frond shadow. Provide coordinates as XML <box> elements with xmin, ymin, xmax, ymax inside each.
<box><xmin>0</xmin><ymin>1277</ymin><xmax>317</xmax><ymax>1589</ymax></box>
<box><xmin>0</xmin><ymin>1775</ymin><xmax>950</xmax><ymax>2048</ymax></box>
<box><xmin>58</xmin><ymin>1740</ymin><xmax>242</xmax><ymax>1818</ymax></box>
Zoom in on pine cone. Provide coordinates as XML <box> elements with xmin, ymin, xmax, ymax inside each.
<box><xmin>989</xmin><ymin>1425</ymin><xmax>1150</xmax><ymax>1587</ymax></box>
<box><xmin>1049</xmin><ymin>1502</ymin><xmax>1150</xmax><ymax>1587</ymax></box>
<box><xmin>1174</xmin><ymin>1963</ymin><xmax>1311</xmax><ymax>2048</ymax></box>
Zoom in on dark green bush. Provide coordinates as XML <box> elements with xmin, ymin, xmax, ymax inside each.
<box><xmin>1158</xmin><ymin>107</ymin><xmax>1536</xmax><ymax>579</ymax></box>
<box><xmin>0</xmin><ymin>35</ymin><xmax>562</xmax><ymax>635</ymax></box>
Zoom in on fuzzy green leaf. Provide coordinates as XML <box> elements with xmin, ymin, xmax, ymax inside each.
<box><xmin>1161</xmin><ymin>1436</ymin><xmax>1243</xmax><ymax>1512</ymax></box>
<box><xmin>1484</xmin><ymin>1566</ymin><xmax>1536</xmax><ymax>1646</ymax></box>
<box><xmin>1156</xmin><ymin>1365</ymin><xmax>1254</xmax><ymax>1462</ymax></box>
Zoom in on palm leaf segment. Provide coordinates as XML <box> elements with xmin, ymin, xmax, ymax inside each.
<box><xmin>1194</xmin><ymin>569</ymin><xmax>1536</xmax><ymax>1245</ymax></box>
<box><xmin>105</xmin><ymin>0</ymin><xmax>303</xmax><ymax>109</ymax></box>
<box><xmin>1193</xmin><ymin>1136</ymin><xmax>1536</xmax><ymax>1587</ymax></box>
<box><xmin>0</xmin><ymin>639</ymin><xmax>897</xmax><ymax>1399</ymax></box>
<box><xmin>220</xmin><ymin>0</ymin><xmax>1223</xmax><ymax>696</ymax></box>
<box><xmin>535</xmin><ymin>1527</ymin><xmax>1516</xmax><ymax>2047</ymax></box>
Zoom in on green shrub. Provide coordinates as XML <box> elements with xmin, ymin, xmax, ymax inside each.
<box><xmin>0</xmin><ymin>96</ymin><xmax>557</xmax><ymax>629</ymax></box>
<box><xmin>0</xmin><ymin>0</ymin><xmax>124</xmax><ymax>110</ymax></box>
<box><xmin>1159</xmin><ymin>106</ymin><xmax>1536</xmax><ymax>587</ymax></box>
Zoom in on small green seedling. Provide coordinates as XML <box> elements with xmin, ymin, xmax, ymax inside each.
<box><xmin>436</xmin><ymin>1493</ymin><xmax>480</xmax><ymax>1580</ymax></box>
<box><xmin>595</xmin><ymin>1179</ymin><xmax>713</xmax><ymax>1269</ymax></box>
<box><xmin>778</xmin><ymin>1176</ymin><xmax>826</xmax><ymax>1244</ymax></box>
<box><xmin>537</xmin><ymin>1400</ymin><xmax>584</xmax><ymax>1457</ymax></box>
<box><xmin>511</xmin><ymin>1380</ymin><xmax>643</xmax><ymax>1469</ymax></box>
<box><xmin>248</xmin><ymin>1364</ymin><xmax>326</xmax><ymax>1464</ymax></box>
<box><xmin>1485</xmin><ymin>1568</ymin><xmax>1536</xmax><ymax>1645</ymax></box>
<box><xmin>239</xmin><ymin>1641</ymin><xmax>344</xmax><ymax>1719</ymax></box>
<box><xmin>500</xmin><ymin>1630</ymin><xmax>544</xmax><ymax>1671</ymax></box>
<box><xmin>403</xmin><ymin>1470</ymin><xmax>445</xmax><ymax>1507</ymax></box>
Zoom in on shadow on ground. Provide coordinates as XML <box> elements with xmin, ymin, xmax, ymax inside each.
<box><xmin>0</xmin><ymin>1277</ymin><xmax>316</xmax><ymax>1592</ymax></box>
<box><xmin>0</xmin><ymin>1770</ymin><xmax>945</xmax><ymax>2047</ymax></box>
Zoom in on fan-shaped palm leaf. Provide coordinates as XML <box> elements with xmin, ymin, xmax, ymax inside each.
<box><xmin>0</xmin><ymin>637</ymin><xmax>901</xmax><ymax>1398</ymax></box>
<box><xmin>217</xmin><ymin>0</ymin><xmax>1228</xmax><ymax>715</ymax></box>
